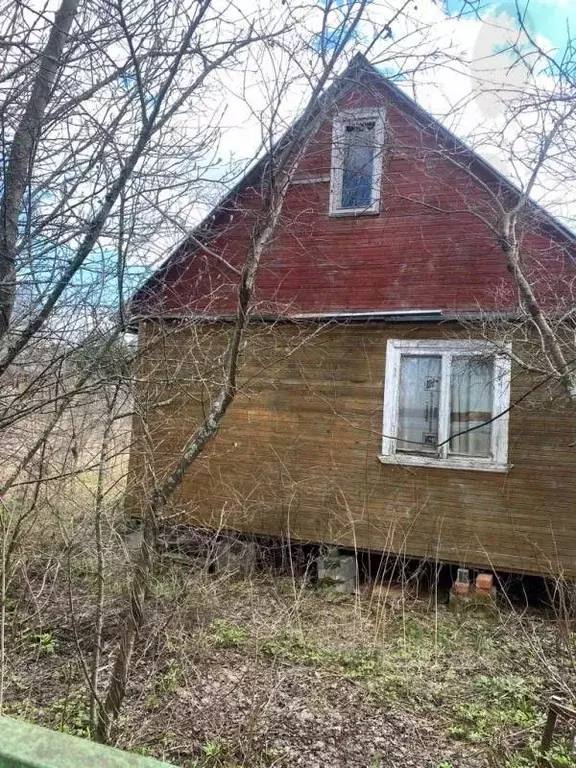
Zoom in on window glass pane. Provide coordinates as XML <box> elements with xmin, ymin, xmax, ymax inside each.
<box><xmin>449</xmin><ymin>356</ymin><xmax>493</xmax><ymax>457</ymax></box>
<box><xmin>341</xmin><ymin>121</ymin><xmax>375</xmax><ymax>209</ymax></box>
<box><xmin>397</xmin><ymin>355</ymin><xmax>441</xmax><ymax>453</ymax></box>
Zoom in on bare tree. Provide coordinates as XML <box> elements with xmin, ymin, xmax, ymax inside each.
<box><xmin>0</xmin><ymin>0</ymin><xmax>285</xmax><ymax>378</ymax></box>
<box><xmin>0</xmin><ymin>0</ymin><xmax>297</xmax><ymax>734</ymax></box>
<box><xmin>1</xmin><ymin>0</ymin><xmax>453</xmax><ymax>746</ymax></box>
<box><xmin>382</xmin><ymin>0</ymin><xmax>576</xmax><ymax>409</ymax></box>
<box><xmin>95</xmin><ymin>0</ymin><xmax>432</xmax><ymax>742</ymax></box>
<box><xmin>489</xmin><ymin>9</ymin><xmax>576</xmax><ymax>402</ymax></box>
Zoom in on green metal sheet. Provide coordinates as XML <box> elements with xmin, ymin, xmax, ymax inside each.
<box><xmin>0</xmin><ymin>716</ymin><xmax>174</xmax><ymax>767</ymax></box>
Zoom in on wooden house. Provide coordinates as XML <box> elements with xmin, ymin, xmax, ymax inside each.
<box><xmin>128</xmin><ymin>55</ymin><xmax>576</xmax><ymax>577</ymax></box>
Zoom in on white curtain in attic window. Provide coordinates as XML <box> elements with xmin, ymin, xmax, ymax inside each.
<box><xmin>397</xmin><ymin>355</ymin><xmax>441</xmax><ymax>453</ymax></box>
<box><xmin>449</xmin><ymin>356</ymin><xmax>493</xmax><ymax>457</ymax></box>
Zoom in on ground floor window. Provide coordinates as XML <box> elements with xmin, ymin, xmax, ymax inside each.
<box><xmin>379</xmin><ymin>339</ymin><xmax>511</xmax><ymax>472</ymax></box>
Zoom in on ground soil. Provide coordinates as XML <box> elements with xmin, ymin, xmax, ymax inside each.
<box><xmin>3</xmin><ymin>560</ymin><xmax>576</xmax><ymax>768</ymax></box>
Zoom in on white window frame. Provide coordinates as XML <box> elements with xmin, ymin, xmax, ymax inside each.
<box><xmin>379</xmin><ymin>339</ymin><xmax>512</xmax><ymax>473</ymax></box>
<box><xmin>329</xmin><ymin>108</ymin><xmax>385</xmax><ymax>216</ymax></box>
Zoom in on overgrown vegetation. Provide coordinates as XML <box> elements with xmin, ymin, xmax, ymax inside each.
<box><xmin>3</xmin><ymin>554</ymin><xmax>576</xmax><ymax>767</ymax></box>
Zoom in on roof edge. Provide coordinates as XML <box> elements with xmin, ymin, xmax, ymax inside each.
<box><xmin>128</xmin><ymin>308</ymin><xmax>527</xmax><ymax>331</ymax></box>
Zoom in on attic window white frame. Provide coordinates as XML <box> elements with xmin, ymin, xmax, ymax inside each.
<box><xmin>379</xmin><ymin>339</ymin><xmax>512</xmax><ymax>473</ymax></box>
<box><xmin>329</xmin><ymin>108</ymin><xmax>385</xmax><ymax>216</ymax></box>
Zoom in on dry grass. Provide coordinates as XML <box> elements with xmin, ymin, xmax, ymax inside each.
<box><xmin>3</xmin><ymin>548</ymin><xmax>576</xmax><ymax>768</ymax></box>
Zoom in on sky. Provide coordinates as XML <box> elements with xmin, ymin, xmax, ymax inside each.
<box><xmin>445</xmin><ymin>0</ymin><xmax>576</xmax><ymax>56</ymax></box>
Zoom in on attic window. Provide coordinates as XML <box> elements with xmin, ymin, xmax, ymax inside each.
<box><xmin>330</xmin><ymin>109</ymin><xmax>385</xmax><ymax>216</ymax></box>
<box><xmin>379</xmin><ymin>340</ymin><xmax>511</xmax><ymax>472</ymax></box>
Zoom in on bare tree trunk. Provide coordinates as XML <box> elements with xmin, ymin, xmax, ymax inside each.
<box><xmin>89</xmin><ymin>384</ymin><xmax>120</xmax><ymax>732</ymax></box>
<box><xmin>0</xmin><ymin>0</ymin><xmax>79</xmax><ymax>339</ymax></box>
<box><xmin>0</xmin><ymin>0</ymin><xmax>261</xmax><ymax>379</ymax></box>
<box><xmin>94</xmin><ymin>5</ymin><xmax>373</xmax><ymax>737</ymax></box>
<box><xmin>95</xmin><ymin>176</ymin><xmax>293</xmax><ymax>743</ymax></box>
<box><xmin>95</xmin><ymin>511</ymin><xmax>155</xmax><ymax>742</ymax></box>
<box><xmin>0</xmin><ymin>500</ymin><xmax>6</xmax><ymax>714</ymax></box>
<box><xmin>496</xmin><ymin>209</ymin><xmax>576</xmax><ymax>401</ymax></box>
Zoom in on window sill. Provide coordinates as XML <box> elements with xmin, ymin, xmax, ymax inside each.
<box><xmin>378</xmin><ymin>453</ymin><xmax>511</xmax><ymax>474</ymax></box>
<box><xmin>328</xmin><ymin>206</ymin><xmax>380</xmax><ymax>218</ymax></box>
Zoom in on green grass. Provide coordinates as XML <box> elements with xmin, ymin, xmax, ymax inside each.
<box><xmin>209</xmin><ymin>619</ymin><xmax>249</xmax><ymax>649</ymax></box>
<box><xmin>5</xmin><ymin>564</ymin><xmax>576</xmax><ymax>768</ymax></box>
<box><xmin>254</xmin><ymin>607</ymin><xmax>576</xmax><ymax>767</ymax></box>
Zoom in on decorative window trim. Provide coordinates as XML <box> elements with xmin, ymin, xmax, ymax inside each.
<box><xmin>329</xmin><ymin>107</ymin><xmax>385</xmax><ymax>217</ymax></box>
<box><xmin>379</xmin><ymin>339</ymin><xmax>512</xmax><ymax>473</ymax></box>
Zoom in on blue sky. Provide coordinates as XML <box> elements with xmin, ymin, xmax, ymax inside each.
<box><xmin>445</xmin><ymin>0</ymin><xmax>576</xmax><ymax>60</ymax></box>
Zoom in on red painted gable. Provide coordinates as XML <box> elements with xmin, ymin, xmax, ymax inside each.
<box><xmin>133</xmin><ymin>64</ymin><xmax>574</xmax><ymax>320</ymax></box>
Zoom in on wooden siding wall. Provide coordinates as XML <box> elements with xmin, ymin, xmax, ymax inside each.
<box><xmin>139</xmin><ymin>81</ymin><xmax>573</xmax><ymax>319</ymax></box>
<box><xmin>127</xmin><ymin>320</ymin><xmax>576</xmax><ymax>577</ymax></box>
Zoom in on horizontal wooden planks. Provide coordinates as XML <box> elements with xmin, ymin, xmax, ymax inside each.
<box><xmin>127</xmin><ymin>321</ymin><xmax>576</xmax><ymax>576</ymax></box>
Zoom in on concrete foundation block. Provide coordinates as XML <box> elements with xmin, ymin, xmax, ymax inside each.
<box><xmin>317</xmin><ymin>548</ymin><xmax>358</xmax><ymax>594</ymax></box>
